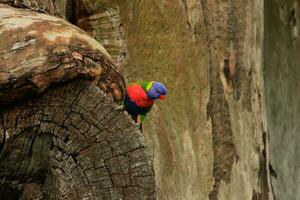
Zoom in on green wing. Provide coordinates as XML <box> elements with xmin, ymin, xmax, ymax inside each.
<box><xmin>137</xmin><ymin>81</ymin><xmax>153</xmax><ymax>91</ymax></box>
<box><xmin>140</xmin><ymin>106</ymin><xmax>152</xmax><ymax>122</ymax></box>
<box><xmin>138</xmin><ymin>81</ymin><xmax>154</xmax><ymax>122</ymax></box>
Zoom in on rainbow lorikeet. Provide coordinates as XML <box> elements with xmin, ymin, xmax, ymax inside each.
<box><xmin>123</xmin><ymin>81</ymin><xmax>167</xmax><ymax>130</ymax></box>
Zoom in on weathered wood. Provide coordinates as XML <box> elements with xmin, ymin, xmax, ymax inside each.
<box><xmin>0</xmin><ymin>4</ymin><xmax>156</xmax><ymax>200</ymax></box>
<box><xmin>0</xmin><ymin>80</ymin><xmax>156</xmax><ymax>200</ymax></box>
<box><xmin>0</xmin><ymin>4</ymin><xmax>125</xmax><ymax>105</ymax></box>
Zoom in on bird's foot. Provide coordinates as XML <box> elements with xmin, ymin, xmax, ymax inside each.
<box><xmin>136</xmin><ymin>115</ymin><xmax>142</xmax><ymax>124</ymax></box>
<box><xmin>139</xmin><ymin>123</ymin><xmax>143</xmax><ymax>132</ymax></box>
<box><xmin>114</xmin><ymin>105</ymin><xmax>124</xmax><ymax>111</ymax></box>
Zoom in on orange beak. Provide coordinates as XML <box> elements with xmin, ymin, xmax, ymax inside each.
<box><xmin>159</xmin><ymin>95</ymin><xmax>166</xmax><ymax>100</ymax></box>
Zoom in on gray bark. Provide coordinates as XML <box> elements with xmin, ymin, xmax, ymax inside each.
<box><xmin>264</xmin><ymin>1</ymin><xmax>300</xmax><ymax>199</ymax></box>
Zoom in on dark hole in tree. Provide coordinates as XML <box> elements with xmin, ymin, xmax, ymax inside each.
<box><xmin>290</xmin><ymin>7</ymin><xmax>297</xmax><ymax>26</ymax></box>
<box><xmin>224</xmin><ymin>59</ymin><xmax>231</xmax><ymax>81</ymax></box>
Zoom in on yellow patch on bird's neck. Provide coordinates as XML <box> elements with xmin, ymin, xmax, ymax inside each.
<box><xmin>146</xmin><ymin>81</ymin><xmax>154</xmax><ymax>91</ymax></box>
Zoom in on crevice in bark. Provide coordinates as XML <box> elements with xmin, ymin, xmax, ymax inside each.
<box><xmin>0</xmin><ymin>116</ymin><xmax>5</xmax><ymax>154</ymax></box>
<box><xmin>180</xmin><ymin>0</ymin><xmax>193</xmax><ymax>30</ymax></box>
<box><xmin>269</xmin><ymin>163</ymin><xmax>277</xmax><ymax>179</ymax></box>
<box><xmin>67</xmin><ymin>0</ymin><xmax>77</xmax><ymax>24</ymax></box>
<box><xmin>223</xmin><ymin>59</ymin><xmax>231</xmax><ymax>82</ymax></box>
<box><xmin>256</xmin><ymin>130</ymin><xmax>272</xmax><ymax>200</ymax></box>
<box><xmin>207</xmin><ymin>87</ymin><xmax>238</xmax><ymax>200</ymax></box>
<box><xmin>252</xmin><ymin>190</ymin><xmax>262</xmax><ymax>200</ymax></box>
<box><xmin>27</xmin><ymin>130</ymin><xmax>37</xmax><ymax>158</ymax></box>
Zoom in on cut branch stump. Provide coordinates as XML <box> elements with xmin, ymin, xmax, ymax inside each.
<box><xmin>0</xmin><ymin>4</ymin><xmax>156</xmax><ymax>200</ymax></box>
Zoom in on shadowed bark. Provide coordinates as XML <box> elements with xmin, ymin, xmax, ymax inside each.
<box><xmin>0</xmin><ymin>3</ymin><xmax>156</xmax><ymax>200</ymax></box>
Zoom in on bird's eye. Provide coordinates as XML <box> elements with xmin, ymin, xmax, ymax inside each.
<box><xmin>156</xmin><ymin>88</ymin><xmax>165</xmax><ymax>95</ymax></box>
<box><xmin>155</xmin><ymin>88</ymin><xmax>162</xmax><ymax>94</ymax></box>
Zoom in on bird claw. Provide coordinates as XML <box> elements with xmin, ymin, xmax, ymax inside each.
<box><xmin>114</xmin><ymin>105</ymin><xmax>124</xmax><ymax>111</ymax></box>
<box><xmin>136</xmin><ymin>115</ymin><xmax>142</xmax><ymax>124</ymax></box>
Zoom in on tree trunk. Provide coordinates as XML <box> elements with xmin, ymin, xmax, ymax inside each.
<box><xmin>0</xmin><ymin>3</ymin><xmax>156</xmax><ymax>200</ymax></box>
<box><xmin>264</xmin><ymin>1</ymin><xmax>300</xmax><ymax>199</ymax></box>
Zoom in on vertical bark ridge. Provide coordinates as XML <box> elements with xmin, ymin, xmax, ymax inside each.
<box><xmin>200</xmin><ymin>1</ymin><xmax>239</xmax><ymax>199</ymax></box>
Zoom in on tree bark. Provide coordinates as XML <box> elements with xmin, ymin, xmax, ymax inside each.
<box><xmin>264</xmin><ymin>1</ymin><xmax>300</xmax><ymax>199</ymax></box>
<box><xmin>0</xmin><ymin>4</ymin><xmax>156</xmax><ymax>200</ymax></box>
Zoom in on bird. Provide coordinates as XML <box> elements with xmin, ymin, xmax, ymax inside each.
<box><xmin>122</xmin><ymin>81</ymin><xmax>167</xmax><ymax>131</ymax></box>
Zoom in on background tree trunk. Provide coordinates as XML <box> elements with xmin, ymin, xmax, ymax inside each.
<box><xmin>264</xmin><ymin>1</ymin><xmax>300</xmax><ymax>199</ymax></box>
<box><xmin>0</xmin><ymin>3</ymin><xmax>156</xmax><ymax>200</ymax></box>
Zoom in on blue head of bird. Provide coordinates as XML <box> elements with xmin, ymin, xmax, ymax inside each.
<box><xmin>146</xmin><ymin>81</ymin><xmax>167</xmax><ymax>100</ymax></box>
